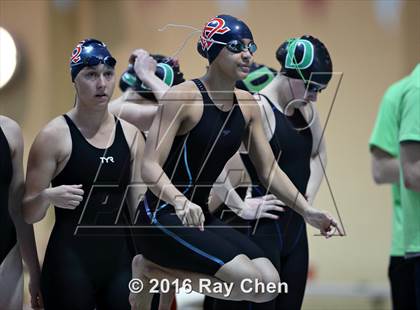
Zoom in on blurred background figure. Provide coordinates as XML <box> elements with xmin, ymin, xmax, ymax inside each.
<box><xmin>369</xmin><ymin>64</ymin><xmax>420</xmax><ymax>310</ymax></box>
<box><xmin>0</xmin><ymin>116</ymin><xmax>43</xmax><ymax>310</ymax></box>
<box><xmin>395</xmin><ymin>64</ymin><xmax>420</xmax><ymax>309</ymax></box>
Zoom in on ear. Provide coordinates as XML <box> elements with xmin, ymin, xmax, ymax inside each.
<box><xmin>73</xmin><ymin>80</ymin><xmax>79</xmax><ymax>96</ymax></box>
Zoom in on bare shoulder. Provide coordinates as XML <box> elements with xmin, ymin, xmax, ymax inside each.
<box><xmin>234</xmin><ymin>89</ymin><xmax>256</xmax><ymax>123</ymax></box>
<box><xmin>32</xmin><ymin>116</ymin><xmax>71</xmax><ymax>158</ymax></box>
<box><xmin>119</xmin><ymin>118</ymin><xmax>144</xmax><ymax>147</ymax></box>
<box><xmin>0</xmin><ymin>116</ymin><xmax>23</xmax><ymax>153</ymax></box>
<box><xmin>160</xmin><ymin>81</ymin><xmax>204</xmax><ymax>124</ymax></box>
<box><xmin>0</xmin><ymin>116</ymin><xmax>22</xmax><ymax>139</ymax></box>
<box><xmin>37</xmin><ymin>116</ymin><xmax>69</xmax><ymax>142</ymax></box>
<box><xmin>163</xmin><ymin>80</ymin><xmax>201</xmax><ymax>103</ymax></box>
<box><xmin>234</xmin><ymin>88</ymin><xmax>254</xmax><ymax>101</ymax></box>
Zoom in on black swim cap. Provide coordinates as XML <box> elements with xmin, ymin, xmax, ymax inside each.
<box><xmin>276</xmin><ymin>35</ymin><xmax>332</xmax><ymax>85</ymax></box>
<box><xmin>119</xmin><ymin>55</ymin><xmax>185</xmax><ymax>102</ymax></box>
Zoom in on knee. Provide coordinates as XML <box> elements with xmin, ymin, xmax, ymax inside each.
<box><xmin>248</xmin><ymin>276</ymin><xmax>280</xmax><ymax>303</ymax></box>
<box><xmin>249</xmin><ymin>260</ymin><xmax>281</xmax><ymax>303</ymax></box>
<box><xmin>261</xmin><ymin>270</ymin><xmax>280</xmax><ymax>287</ymax></box>
<box><xmin>132</xmin><ymin>254</ymin><xmax>142</xmax><ymax>269</ymax></box>
<box><xmin>132</xmin><ymin>254</ymin><xmax>152</xmax><ymax>275</ymax></box>
<box><xmin>230</xmin><ymin>268</ymin><xmax>270</xmax><ymax>301</ymax></box>
<box><xmin>216</xmin><ymin>255</ymin><xmax>264</xmax><ymax>283</ymax></box>
<box><xmin>252</xmin><ymin>290</ymin><xmax>279</xmax><ymax>303</ymax></box>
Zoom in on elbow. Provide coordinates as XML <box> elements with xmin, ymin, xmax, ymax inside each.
<box><xmin>23</xmin><ymin>214</ymin><xmax>38</xmax><ymax>225</ymax></box>
<box><xmin>318</xmin><ymin>150</ymin><xmax>327</xmax><ymax>167</ymax></box>
<box><xmin>22</xmin><ymin>205</ymin><xmax>36</xmax><ymax>224</ymax></box>
<box><xmin>22</xmin><ymin>198</ymin><xmax>41</xmax><ymax>224</ymax></box>
<box><xmin>372</xmin><ymin>169</ymin><xmax>386</xmax><ymax>185</ymax></box>
<box><xmin>403</xmin><ymin>173</ymin><xmax>420</xmax><ymax>192</ymax></box>
<box><xmin>7</xmin><ymin>204</ymin><xmax>20</xmax><ymax>226</ymax></box>
<box><xmin>257</xmin><ymin>167</ymin><xmax>274</xmax><ymax>189</ymax></box>
<box><xmin>371</xmin><ymin>158</ymin><xmax>388</xmax><ymax>185</ymax></box>
<box><xmin>141</xmin><ymin>158</ymin><xmax>158</xmax><ymax>184</ymax></box>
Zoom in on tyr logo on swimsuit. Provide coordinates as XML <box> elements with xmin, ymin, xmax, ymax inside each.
<box><xmin>100</xmin><ymin>156</ymin><xmax>115</xmax><ymax>164</ymax></box>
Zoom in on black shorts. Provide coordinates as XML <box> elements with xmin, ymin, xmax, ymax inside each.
<box><xmin>388</xmin><ymin>256</ymin><xmax>416</xmax><ymax>310</ymax></box>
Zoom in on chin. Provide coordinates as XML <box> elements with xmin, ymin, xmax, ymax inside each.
<box><xmin>236</xmin><ymin>70</ymin><xmax>249</xmax><ymax>80</ymax></box>
<box><xmin>94</xmin><ymin>98</ymin><xmax>110</xmax><ymax>107</ymax></box>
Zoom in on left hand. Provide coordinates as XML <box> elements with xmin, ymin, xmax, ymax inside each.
<box><xmin>238</xmin><ymin>194</ymin><xmax>285</xmax><ymax>220</ymax></box>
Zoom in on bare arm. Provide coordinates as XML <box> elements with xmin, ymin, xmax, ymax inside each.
<box><xmin>130</xmin><ymin>49</ymin><xmax>171</xmax><ymax>102</ymax></box>
<box><xmin>109</xmin><ymin>49</ymin><xmax>171</xmax><ymax>131</ymax></box>
<box><xmin>305</xmin><ymin>109</ymin><xmax>328</xmax><ymax>205</ymax></box>
<box><xmin>125</xmin><ymin>125</ymin><xmax>147</xmax><ymax>219</ymax></box>
<box><xmin>370</xmin><ymin>146</ymin><xmax>399</xmax><ymax>184</ymax></box>
<box><xmin>210</xmin><ymin>167</ymin><xmax>243</xmax><ymax>215</ymax></box>
<box><xmin>400</xmin><ymin>142</ymin><xmax>420</xmax><ymax>192</ymax></box>
<box><xmin>23</xmin><ymin>122</ymin><xmax>83</xmax><ymax>224</ymax></box>
<box><xmin>141</xmin><ymin>84</ymin><xmax>205</xmax><ymax>228</ymax></box>
<box><xmin>210</xmin><ymin>152</ymin><xmax>283</xmax><ymax>220</ymax></box>
<box><xmin>109</xmin><ymin>98</ymin><xmax>158</xmax><ymax>131</ymax></box>
<box><xmin>241</xmin><ymin>92</ymin><xmax>341</xmax><ymax>236</ymax></box>
<box><xmin>398</xmin><ymin>86</ymin><xmax>420</xmax><ymax>192</ymax></box>
<box><xmin>4</xmin><ymin>119</ymin><xmax>42</xmax><ymax>308</ymax></box>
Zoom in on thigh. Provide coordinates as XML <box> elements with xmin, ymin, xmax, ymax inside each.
<box><xmin>208</xmin><ymin>220</ymin><xmax>279</xmax><ymax>310</ymax></box>
<box><xmin>210</xmin><ymin>298</ymin><xmax>251</xmax><ymax>310</ymax></box>
<box><xmin>0</xmin><ymin>245</ymin><xmax>23</xmax><ymax>309</ymax></box>
<box><xmin>41</xmin><ymin>246</ymin><xmax>95</xmax><ymax>310</ymax></box>
<box><xmin>98</xmin><ymin>269</ymin><xmax>131</xmax><ymax>310</ymax></box>
<box><xmin>276</xmin><ymin>227</ymin><xmax>308</xmax><ymax>310</ymax></box>
<box><xmin>206</xmin><ymin>216</ymin><xmax>265</xmax><ymax>260</ymax></box>
<box><xmin>249</xmin><ymin>219</ymin><xmax>282</xmax><ymax>270</ymax></box>
<box><xmin>218</xmin><ymin>220</ymin><xmax>281</xmax><ymax>310</ymax></box>
<box><xmin>135</xmin><ymin>204</ymin><xmax>264</xmax><ymax>276</ymax></box>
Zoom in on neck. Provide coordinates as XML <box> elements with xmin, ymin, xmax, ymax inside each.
<box><xmin>260</xmin><ymin>74</ymin><xmax>292</xmax><ymax>112</ymax></box>
<box><xmin>69</xmin><ymin>100</ymin><xmax>111</xmax><ymax>131</ymax></box>
<box><xmin>201</xmin><ymin>64</ymin><xmax>236</xmax><ymax>101</ymax></box>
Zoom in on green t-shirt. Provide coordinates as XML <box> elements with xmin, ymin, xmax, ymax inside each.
<box><xmin>398</xmin><ymin>64</ymin><xmax>420</xmax><ymax>254</ymax></box>
<box><xmin>369</xmin><ymin>75</ymin><xmax>409</xmax><ymax>256</ymax></box>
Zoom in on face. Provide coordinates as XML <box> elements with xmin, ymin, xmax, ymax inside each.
<box><xmin>286</xmin><ymin>77</ymin><xmax>326</xmax><ymax>104</ymax></box>
<box><xmin>213</xmin><ymin>38</ymin><xmax>254</xmax><ymax>81</ymax></box>
<box><xmin>74</xmin><ymin>64</ymin><xmax>115</xmax><ymax>106</ymax></box>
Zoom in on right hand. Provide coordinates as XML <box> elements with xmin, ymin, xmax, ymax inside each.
<box><xmin>175</xmin><ymin>200</ymin><xmax>205</xmax><ymax>231</ymax></box>
<box><xmin>238</xmin><ymin>194</ymin><xmax>285</xmax><ymax>220</ymax></box>
<box><xmin>129</xmin><ymin>49</ymin><xmax>157</xmax><ymax>81</ymax></box>
<box><xmin>303</xmin><ymin>207</ymin><xmax>343</xmax><ymax>238</ymax></box>
<box><xmin>28</xmin><ymin>271</ymin><xmax>44</xmax><ymax>309</ymax></box>
<box><xmin>44</xmin><ymin>184</ymin><xmax>84</xmax><ymax>209</ymax></box>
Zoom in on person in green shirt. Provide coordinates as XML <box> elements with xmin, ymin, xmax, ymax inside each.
<box><xmin>369</xmin><ymin>65</ymin><xmax>419</xmax><ymax>309</ymax></box>
<box><xmin>397</xmin><ymin>64</ymin><xmax>420</xmax><ymax>309</ymax></box>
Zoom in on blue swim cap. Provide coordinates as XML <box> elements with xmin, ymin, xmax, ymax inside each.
<box><xmin>276</xmin><ymin>35</ymin><xmax>332</xmax><ymax>85</ymax></box>
<box><xmin>198</xmin><ymin>14</ymin><xmax>254</xmax><ymax>63</ymax></box>
<box><xmin>70</xmin><ymin>38</ymin><xmax>116</xmax><ymax>82</ymax></box>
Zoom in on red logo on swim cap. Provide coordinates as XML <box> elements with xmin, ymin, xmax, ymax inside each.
<box><xmin>200</xmin><ymin>17</ymin><xmax>230</xmax><ymax>51</ymax></box>
<box><xmin>70</xmin><ymin>41</ymin><xmax>85</xmax><ymax>64</ymax></box>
